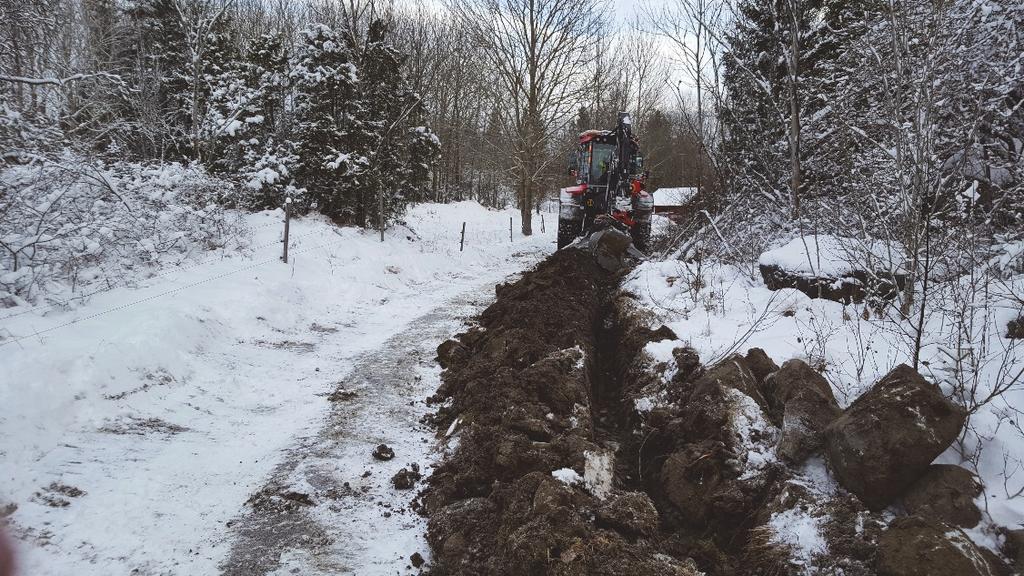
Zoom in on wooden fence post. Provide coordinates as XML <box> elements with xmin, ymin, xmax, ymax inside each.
<box><xmin>460</xmin><ymin>222</ymin><xmax>466</xmax><ymax>252</ymax></box>
<box><xmin>509</xmin><ymin>216</ymin><xmax>513</xmax><ymax>242</ymax></box>
<box><xmin>541</xmin><ymin>214</ymin><xmax>545</xmax><ymax>233</ymax></box>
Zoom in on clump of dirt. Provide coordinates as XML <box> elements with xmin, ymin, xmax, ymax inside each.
<box><xmin>98</xmin><ymin>415</ymin><xmax>190</xmax><ymax>435</ymax></box>
<box><xmin>245</xmin><ymin>486</ymin><xmax>315</xmax><ymax>513</ymax></box>
<box><xmin>372</xmin><ymin>444</ymin><xmax>395</xmax><ymax>461</ymax></box>
<box><xmin>393</xmin><ymin>464</ymin><xmax>422</xmax><ymax>490</ymax></box>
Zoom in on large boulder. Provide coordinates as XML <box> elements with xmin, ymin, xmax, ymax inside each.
<box><xmin>765</xmin><ymin>359</ymin><xmax>842</xmax><ymax>463</ymax></box>
<box><xmin>903</xmin><ymin>464</ymin><xmax>982</xmax><ymax>528</ymax></box>
<box><xmin>824</xmin><ymin>364</ymin><xmax>966</xmax><ymax>510</ymax></box>
<box><xmin>877</xmin><ymin>516</ymin><xmax>998</xmax><ymax>576</ymax></box>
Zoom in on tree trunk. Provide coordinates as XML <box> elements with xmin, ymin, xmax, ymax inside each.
<box><xmin>788</xmin><ymin>2</ymin><xmax>802</xmax><ymax>221</ymax></box>
<box><xmin>520</xmin><ymin>171</ymin><xmax>533</xmax><ymax>235</ymax></box>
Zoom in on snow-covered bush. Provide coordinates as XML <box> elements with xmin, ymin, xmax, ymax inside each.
<box><xmin>0</xmin><ymin>155</ymin><xmax>247</xmax><ymax>307</ymax></box>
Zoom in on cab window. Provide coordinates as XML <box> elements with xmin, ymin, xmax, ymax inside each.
<box><xmin>590</xmin><ymin>143</ymin><xmax>615</xmax><ymax>185</ymax></box>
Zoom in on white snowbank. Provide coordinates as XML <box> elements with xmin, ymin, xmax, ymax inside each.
<box><xmin>758</xmin><ymin>234</ymin><xmax>905</xmax><ymax>278</ymax></box>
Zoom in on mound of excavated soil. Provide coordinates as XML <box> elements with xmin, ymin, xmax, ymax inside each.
<box><xmin>422</xmin><ymin>248</ymin><xmax>699</xmax><ymax>576</ymax></box>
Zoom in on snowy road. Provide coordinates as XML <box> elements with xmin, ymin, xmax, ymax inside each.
<box><xmin>221</xmin><ymin>283</ymin><xmax>495</xmax><ymax>575</ymax></box>
<box><xmin>0</xmin><ymin>202</ymin><xmax>549</xmax><ymax>575</ymax></box>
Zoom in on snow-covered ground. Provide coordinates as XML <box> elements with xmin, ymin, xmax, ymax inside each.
<box><xmin>0</xmin><ymin>201</ymin><xmax>552</xmax><ymax>574</ymax></box>
<box><xmin>625</xmin><ymin>256</ymin><xmax>1024</xmax><ymax>552</ymax></box>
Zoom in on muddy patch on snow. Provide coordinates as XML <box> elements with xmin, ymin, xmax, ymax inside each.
<box><xmin>98</xmin><ymin>415</ymin><xmax>190</xmax><ymax>436</ymax></box>
<box><xmin>31</xmin><ymin>482</ymin><xmax>86</xmax><ymax>508</ymax></box>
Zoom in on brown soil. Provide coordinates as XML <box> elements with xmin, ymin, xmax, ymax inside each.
<box><xmin>422</xmin><ymin>248</ymin><xmax>698</xmax><ymax>575</ymax></box>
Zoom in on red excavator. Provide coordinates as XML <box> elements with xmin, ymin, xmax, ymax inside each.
<box><xmin>557</xmin><ymin>111</ymin><xmax>654</xmax><ymax>254</ymax></box>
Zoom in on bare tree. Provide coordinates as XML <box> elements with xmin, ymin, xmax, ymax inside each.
<box><xmin>450</xmin><ymin>0</ymin><xmax>605</xmax><ymax>235</ymax></box>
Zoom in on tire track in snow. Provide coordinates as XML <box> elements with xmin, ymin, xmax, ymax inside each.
<box><xmin>219</xmin><ymin>282</ymin><xmax>499</xmax><ymax>576</ymax></box>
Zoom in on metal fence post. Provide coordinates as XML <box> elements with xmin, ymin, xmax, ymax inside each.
<box><xmin>282</xmin><ymin>197</ymin><xmax>292</xmax><ymax>263</ymax></box>
<box><xmin>509</xmin><ymin>216</ymin><xmax>513</xmax><ymax>242</ymax></box>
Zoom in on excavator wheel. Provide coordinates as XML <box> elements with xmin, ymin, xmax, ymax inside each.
<box><xmin>557</xmin><ymin>218</ymin><xmax>581</xmax><ymax>249</ymax></box>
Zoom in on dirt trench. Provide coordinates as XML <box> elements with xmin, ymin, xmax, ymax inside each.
<box><xmin>420</xmin><ymin>247</ymin><xmax>774</xmax><ymax>576</ymax></box>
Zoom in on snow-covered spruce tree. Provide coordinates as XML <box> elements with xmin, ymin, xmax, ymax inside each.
<box><xmin>199</xmin><ymin>30</ymin><xmax>294</xmax><ymax>210</ymax></box>
<box><xmin>235</xmin><ymin>33</ymin><xmax>295</xmax><ymax>211</ymax></box>
<box><xmin>718</xmin><ymin>0</ymin><xmax>879</xmax><ymax>246</ymax></box>
<box><xmin>356</xmin><ymin>18</ymin><xmax>439</xmax><ymax>228</ymax></box>
<box><xmin>721</xmin><ymin>0</ymin><xmax>790</xmax><ymax>216</ymax></box>
<box><xmin>290</xmin><ymin>24</ymin><xmax>363</xmax><ymax>222</ymax></box>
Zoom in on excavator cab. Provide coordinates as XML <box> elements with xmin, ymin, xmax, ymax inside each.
<box><xmin>558</xmin><ymin>112</ymin><xmax>654</xmax><ymax>253</ymax></box>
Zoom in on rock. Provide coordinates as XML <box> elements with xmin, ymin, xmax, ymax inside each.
<box><xmin>596</xmin><ymin>491</ymin><xmax>659</xmax><ymax>536</ymax></box>
<box><xmin>1007</xmin><ymin>316</ymin><xmax>1024</xmax><ymax>339</ymax></box>
<box><xmin>648</xmin><ymin>324</ymin><xmax>679</xmax><ymax>342</ymax></box>
<box><xmin>436</xmin><ymin>339</ymin><xmax>468</xmax><ymax>369</ymax></box>
<box><xmin>392</xmin><ymin>464</ymin><xmax>422</xmax><ymax>490</ymax></box>
<box><xmin>1002</xmin><ymin>529</ymin><xmax>1024</xmax><ymax>573</ymax></box>
<box><xmin>672</xmin><ymin>346</ymin><xmax>702</xmax><ymax>382</ymax></box>
<box><xmin>877</xmin><ymin>516</ymin><xmax>997</xmax><ymax>576</ymax></box>
<box><xmin>694</xmin><ymin>355</ymin><xmax>770</xmax><ymax>414</ymax></box>
<box><xmin>757</xmin><ymin>237</ymin><xmax>906</xmax><ymax>304</ymax></box>
<box><xmin>824</xmin><ymin>364</ymin><xmax>966</xmax><ymax>510</ymax></box>
<box><xmin>372</xmin><ymin>444</ymin><xmax>395</xmax><ymax>461</ymax></box>
<box><xmin>744</xmin><ymin>348</ymin><xmax>779</xmax><ymax>386</ymax></box>
<box><xmin>765</xmin><ymin>359</ymin><xmax>841</xmax><ymax>463</ymax></box>
<box><xmin>903</xmin><ymin>465</ymin><xmax>982</xmax><ymax>528</ymax></box>
<box><xmin>410</xmin><ymin>552</ymin><xmax>425</xmax><ymax>568</ymax></box>
<box><xmin>660</xmin><ymin>440</ymin><xmax>732</xmax><ymax>526</ymax></box>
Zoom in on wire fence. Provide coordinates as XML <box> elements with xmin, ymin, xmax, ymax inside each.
<box><xmin>0</xmin><ymin>211</ymin><xmax>554</xmax><ymax>347</ymax></box>
<box><xmin>414</xmin><ymin>213</ymin><xmax>552</xmax><ymax>256</ymax></box>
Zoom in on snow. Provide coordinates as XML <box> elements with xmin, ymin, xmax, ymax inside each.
<box><xmin>654</xmin><ymin>187</ymin><xmax>698</xmax><ymax>205</ymax></box>
<box><xmin>583</xmin><ymin>449</ymin><xmax>614</xmax><ymax>500</ymax></box>
<box><xmin>765</xmin><ymin>458</ymin><xmax>838</xmax><ymax>572</ymax></box>
<box><xmin>634</xmin><ymin>396</ymin><xmax>656</xmax><ymax>414</ymax></box>
<box><xmin>552</xmin><ymin>468</ymin><xmax>583</xmax><ymax>486</ymax></box>
<box><xmin>0</xmin><ymin>201</ymin><xmax>553</xmax><ymax>574</ymax></box>
<box><xmin>726</xmin><ymin>388</ymin><xmax>779</xmax><ymax>480</ymax></box>
<box><xmin>768</xmin><ymin>507</ymin><xmax>829</xmax><ymax>566</ymax></box>
<box><xmin>758</xmin><ymin>234</ymin><xmax>905</xmax><ymax>278</ymax></box>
